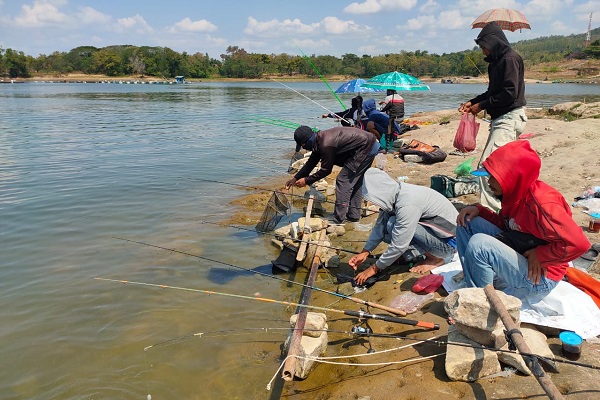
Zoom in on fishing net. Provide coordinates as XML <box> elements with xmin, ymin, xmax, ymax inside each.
<box><xmin>255</xmin><ymin>191</ymin><xmax>291</xmax><ymax>232</ymax></box>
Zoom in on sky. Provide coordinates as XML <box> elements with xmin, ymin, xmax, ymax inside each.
<box><xmin>1</xmin><ymin>0</ymin><xmax>600</xmax><ymax>59</ymax></box>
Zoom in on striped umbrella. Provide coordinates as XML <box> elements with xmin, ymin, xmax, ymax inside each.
<box><xmin>472</xmin><ymin>8</ymin><xmax>531</xmax><ymax>32</ymax></box>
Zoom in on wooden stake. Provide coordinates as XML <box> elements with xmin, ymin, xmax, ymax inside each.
<box><xmin>484</xmin><ymin>285</ymin><xmax>565</xmax><ymax>400</ymax></box>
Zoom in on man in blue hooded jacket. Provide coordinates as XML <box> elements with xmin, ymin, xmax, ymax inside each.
<box><xmin>363</xmin><ymin>98</ymin><xmax>400</xmax><ymax>151</ymax></box>
<box><xmin>459</xmin><ymin>22</ymin><xmax>527</xmax><ymax>212</ymax></box>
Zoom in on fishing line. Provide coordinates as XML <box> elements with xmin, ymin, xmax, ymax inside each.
<box><xmin>111</xmin><ymin>237</ymin><xmax>407</xmax><ymax>316</ymax></box>
<box><xmin>95</xmin><ymin>276</ymin><xmax>437</xmax><ymax>328</ymax></box>
<box><xmin>185</xmin><ymin>177</ymin><xmax>371</xmax><ymax>214</ymax></box>
<box><xmin>201</xmin><ymin>142</ymin><xmax>290</xmax><ymax>168</ymax></box>
<box><xmin>271</xmin><ymin>79</ymin><xmax>352</xmax><ymax>126</ymax></box>
<box><xmin>299</xmin><ymin>48</ymin><xmax>346</xmax><ymax>110</ymax></box>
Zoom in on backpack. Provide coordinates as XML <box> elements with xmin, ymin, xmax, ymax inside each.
<box><xmin>398</xmin><ymin>139</ymin><xmax>447</xmax><ymax>164</ymax></box>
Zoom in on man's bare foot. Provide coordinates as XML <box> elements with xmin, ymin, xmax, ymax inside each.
<box><xmin>409</xmin><ymin>252</ymin><xmax>445</xmax><ymax>274</ymax></box>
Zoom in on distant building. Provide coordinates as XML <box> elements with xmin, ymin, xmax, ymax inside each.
<box><xmin>175</xmin><ymin>76</ymin><xmax>185</xmax><ymax>84</ymax></box>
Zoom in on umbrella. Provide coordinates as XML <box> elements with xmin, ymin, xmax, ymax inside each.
<box><xmin>362</xmin><ymin>71</ymin><xmax>430</xmax><ymax>91</ymax></box>
<box><xmin>334</xmin><ymin>78</ymin><xmax>384</xmax><ymax>93</ymax></box>
<box><xmin>471</xmin><ymin>8</ymin><xmax>531</xmax><ymax>32</ymax></box>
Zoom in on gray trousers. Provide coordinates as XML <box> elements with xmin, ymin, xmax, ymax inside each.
<box><xmin>479</xmin><ymin>107</ymin><xmax>527</xmax><ymax>211</ymax></box>
<box><xmin>334</xmin><ymin>153</ymin><xmax>377</xmax><ymax>222</ymax></box>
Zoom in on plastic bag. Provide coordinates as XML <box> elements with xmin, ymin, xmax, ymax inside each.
<box><xmin>389</xmin><ymin>291</ymin><xmax>434</xmax><ymax>314</ymax></box>
<box><xmin>412</xmin><ymin>274</ymin><xmax>444</xmax><ymax>294</ymax></box>
<box><xmin>453</xmin><ymin>113</ymin><xmax>480</xmax><ymax>153</ymax></box>
<box><xmin>454</xmin><ymin>157</ymin><xmax>476</xmax><ymax>176</ymax></box>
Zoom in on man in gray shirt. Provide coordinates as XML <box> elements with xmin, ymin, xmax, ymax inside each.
<box><xmin>350</xmin><ymin>168</ymin><xmax>458</xmax><ymax>285</ymax></box>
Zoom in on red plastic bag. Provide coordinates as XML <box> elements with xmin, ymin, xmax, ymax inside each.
<box><xmin>412</xmin><ymin>274</ymin><xmax>444</xmax><ymax>294</ymax></box>
<box><xmin>453</xmin><ymin>113</ymin><xmax>480</xmax><ymax>153</ymax></box>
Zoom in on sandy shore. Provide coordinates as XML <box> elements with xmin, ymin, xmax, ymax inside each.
<box><xmin>231</xmin><ymin>106</ymin><xmax>600</xmax><ymax>399</ymax></box>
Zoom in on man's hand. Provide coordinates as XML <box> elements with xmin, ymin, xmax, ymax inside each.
<box><xmin>457</xmin><ymin>205</ymin><xmax>479</xmax><ymax>227</ymax></box>
<box><xmin>285</xmin><ymin>177</ymin><xmax>307</xmax><ymax>189</ymax></box>
<box><xmin>348</xmin><ymin>251</ymin><xmax>369</xmax><ymax>270</ymax></box>
<box><xmin>524</xmin><ymin>249</ymin><xmax>545</xmax><ymax>285</ymax></box>
<box><xmin>354</xmin><ymin>264</ymin><xmax>379</xmax><ymax>286</ymax></box>
<box><xmin>458</xmin><ymin>101</ymin><xmax>472</xmax><ymax>113</ymax></box>
<box><xmin>467</xmin><ymin>103</ymin><xmax>482</xmax><ymax>115</ymax></box>
<box><xmin>285</xmin><ymin>178</ymin><xmax>297</xmax><ymax>190</ymax></box>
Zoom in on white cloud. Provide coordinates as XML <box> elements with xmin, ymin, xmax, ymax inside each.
<box><xmin>344</xmin><ymin>0</ymin><xmax>417</xmax><ymax>15</ymax></box>
<box><xmin>321</xmin><ymin>16</ymin><xmax>365</xmax><ymax>34</ymax></box>
<box><xmin>419</xmin><ymin>0</ymin><xmax>439</xmax><ymax>13</ymax></box>
<box><xmin>114</xmin><ymin>15</ymin><xmax>153</xmax><ymax>34</ymax></box>
<box><xmin>172</xmin><ymin>17</ymin><xmax>217</xmax><ymax>33</ymax></box>
<box><xmin>438</xmin><ymin>10</ymin><xmax>469</xmax><ymax>30</ymax></box>
<box><xmin>76</xmin><ymin>6</ymin><xmax>111</xmax><ymax>25</ymax></box>
<box><xmin>244</xmin><ymin>16</ymin><xmax>316</xmax><ymax>37</ymax></box>
<box><xmin>14</xmin><ymin>0</ymin><xmax>70</xmax><ymax>27</ymax></box>
<box><xmin>405</xmin><ymin>15</ymin><xmax>437</xmax><ymax>30</ymax></box>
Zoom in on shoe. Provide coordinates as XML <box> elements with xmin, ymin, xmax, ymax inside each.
<box><xmin>347</xmin><ymin>217</ymin><xmax>360</xmax><ymax>222</ymax></box>
<box><xmin>326</xmin><ymin>217</ymin><xmax>345</xmax><ymax>226</ymax></box>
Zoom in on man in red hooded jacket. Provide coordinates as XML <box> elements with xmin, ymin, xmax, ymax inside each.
<box><xmin>456</xmin><ymin>140</ymin><xmax>590</xmax><ymax>300</ymax></box>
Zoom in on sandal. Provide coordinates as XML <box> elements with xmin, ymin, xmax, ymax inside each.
<box><xmin>572</xmin><ymin>244</ymin><xmax>600</xmax><ymax>271</ymax></box>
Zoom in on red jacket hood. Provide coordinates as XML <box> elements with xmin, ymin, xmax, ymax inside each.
<box><xmin>482</xmin><ymin>140</ymin><xmax>540</xmax><ymax>215</ymax></box>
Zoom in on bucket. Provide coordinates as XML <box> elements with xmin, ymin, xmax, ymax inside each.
<box><xmin>559</xmin><ymin>331</ymin><xmax>583</xmax><ymax>360</ymax></box>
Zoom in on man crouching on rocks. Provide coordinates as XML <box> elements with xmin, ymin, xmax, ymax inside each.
<box><xmin>349</xmin><ymin>168</ymin><xmax>459</xmax><ymax>285</ymax></box>
<box><xmin>456</xmin><ymin>140</ymin><xmax>590</xmax><ymax>301</ymax></box>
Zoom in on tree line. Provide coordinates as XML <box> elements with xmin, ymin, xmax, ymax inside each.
<box><xmin>1</xmin><ymin>27</ymin><xmax>598</xmax><ymax>80</ymax></box>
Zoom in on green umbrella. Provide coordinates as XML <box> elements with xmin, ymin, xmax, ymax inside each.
<box><xmin>362</xmin><ymin>71</ymin><xmax>430</xmax><ymax>91</ymax></box>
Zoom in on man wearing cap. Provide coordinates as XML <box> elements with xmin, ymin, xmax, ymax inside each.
<box><xmin>459</xmin><ymin>22</ymin><xmax>527</xmax><ymax>212</ymax></box>
<box><xmin>456</xmin><ymin>140</ymin><xmax>590</xmax><ymax>301</ymax></box>
<box><xmin>286</xmin><ymin>125</ymin><xmax>378</xmax><ymax>224</ymax></box>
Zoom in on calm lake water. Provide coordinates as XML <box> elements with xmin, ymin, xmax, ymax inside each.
<box><xmin>2</xmin><ymin>81</ymin><xmax>600</xmax><ymax>399</ymax></box>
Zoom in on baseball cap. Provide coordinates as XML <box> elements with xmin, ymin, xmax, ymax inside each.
<box><xmin>471</xmin><ymin>167</ymin><xmax>490</xmax><ymax>177</ymax></box>
<box><xmin>294</xmin><ymin>125</ymin><xmax>315</xmax><ymax>152</ymax></box>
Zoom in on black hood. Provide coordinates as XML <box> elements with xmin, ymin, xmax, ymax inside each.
<box><xmin>475</xmin><ymin>22</ymin><xmax>511</xmax><ymax>59</ymax></box>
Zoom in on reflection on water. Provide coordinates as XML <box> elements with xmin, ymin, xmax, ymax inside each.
<box><xmin>1</xmin><ymin>81</ymin><xmax>600</xmax><ymax>399</ymax></box>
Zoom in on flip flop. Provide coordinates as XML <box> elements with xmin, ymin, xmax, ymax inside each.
<box><xmin>572</xmin><ymin>245</ymin><xmax>600</xmax><ymax>271</ymax></box>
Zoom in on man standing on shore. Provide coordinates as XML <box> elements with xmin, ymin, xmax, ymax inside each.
<box><xmin>286</xmin><ymin>125</ymin><xmax>378</xmax><ymax>225</ymax></box>
<box><xmin>460</xmin><ymin>22</ymin><xmax>527</xmax><ymax>212</ymax></box>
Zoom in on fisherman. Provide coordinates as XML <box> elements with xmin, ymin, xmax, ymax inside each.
<box><xmin>456</xmin><ymin>140</ymin><xmax>590</xmax><ymax>301</ymax></box>
<box><xmin>286</xmin><ymin>125</ymin><xmax>378</xmax><ymax>225</ymax></box>
<box><xmin>379</xmin><ymin>89</ymin><xmax>405</xmax><ymax>152</ymax></box>
<box><xmin>322</xmin><ymin>95</ymin><xmax>365</xmax><ymax>128</ymax></box>
<box><xmin>459</xmin><ymin>21</ymin><xmax>527</xmax><ymax>212</ymax></box>
<box><xmin>349</xmin><ymin>168</ymin><xmax>458</xmax><ymax>285</ymax></box>
<box><xmin>362</xmin><ymin>98</ymin><xmax>400</xmax><ymax>151</ymax></box>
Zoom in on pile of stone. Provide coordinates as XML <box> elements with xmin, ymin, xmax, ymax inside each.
<box><xmin>444</xmin><ymin>288</ymin><xmax>557</xmax><ymax>381</ymax></box>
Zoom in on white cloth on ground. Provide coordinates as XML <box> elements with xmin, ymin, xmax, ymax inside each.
<box><xmin>431</xmin><ymin>257</ymin><xmax>600</xmax><ymax>340</ymax></box>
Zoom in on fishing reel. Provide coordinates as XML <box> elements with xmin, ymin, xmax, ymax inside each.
<box><xmin>351</xmin><ymin>325</ymin><xmax>372</xmax><ymax>335</ymax></box>
<box><xmin>351</xmin><ymin>324</ymin><xmax>376</xmax><ymax>354</ymax></box>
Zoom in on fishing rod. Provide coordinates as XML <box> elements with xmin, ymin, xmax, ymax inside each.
<box><xmin>186</xmin><ymin>177</ymin><xmax>370</xmax><ymax>214</ymax></box>
<box><xmin>141</xmin><ymin>325</ymin><xmax>600</xmax><ymax>371</ymax></box>
<box><xmin>202</xmin><ymin>142</ymin><xmax>290</xmax><ymax>168</ymax></box>
<box><xmin>271</xmin><ymin>79</ymin><xmax>353</xmax><ymax>126</ymax></box>
<box><xmin>299</xmin><ymin>48</ymin><xmax>346</xmax><ymax>110</ymax></box>
<box><xmin>247</xmin><ymin>115</ymin><xmax>301</xmax><ymax>129</ymax></box>
<box><xmin>113</xmin><ymin>236</ymin><xmax>407</xmax><ymax>316</ymax></box>
<box><xmin>95</xmin><ymin>277</ymin><xmax>439</xmax><ymax>329</ymax></box>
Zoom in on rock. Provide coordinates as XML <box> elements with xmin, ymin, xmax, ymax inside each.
<box><xmin>297</xmin><ymin>217</ymin><xmax>325</xmax><ymax>232</ymax></box>
<box><xmin>549</xmin><ymin>101</ymin><xmax>600</xmax><ymax>119</ymax></box>
<box><xmin>444</xmin><ymin>288</ymin><xmax>521</xmax><ymax>331</ymax></box>
<box><xmin>445</xmin><ymin>325</ymin><xmax>501</xmax><ymax>382</ymax></box>
<box><xmin>453</xmin><ymin>322</ymin><xmax>507</xmax><ymax>348</ymax></box>
<box><xmin>286</xmin><ymin>312</ymin><xmax>329</xmax><ymax>379</ymax></box>
<box><xmin>290</xmin><ymin>312</ymin><xmax>328</xmax><ymax>338</ymax></box>
<box><xmin>497</xmin><ymin>326</ymin><xmax>556</xmax><ymax>375</ymax></box>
